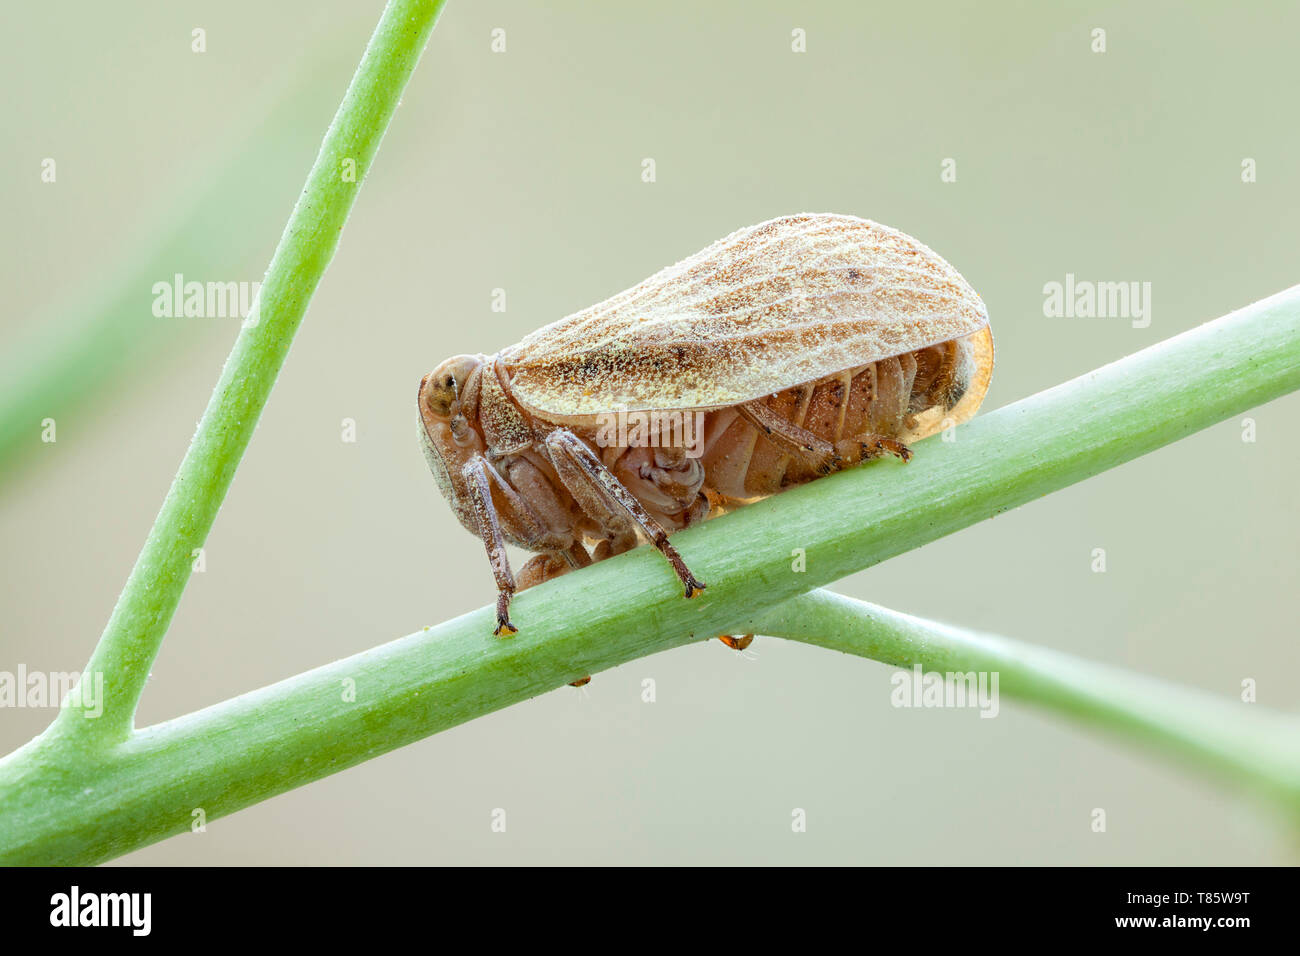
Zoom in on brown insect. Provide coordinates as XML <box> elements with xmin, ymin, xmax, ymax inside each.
<box><xmin>419</xmin><ymin>214</ymin><xmax>993</xmax><ymax>636</ymax></box>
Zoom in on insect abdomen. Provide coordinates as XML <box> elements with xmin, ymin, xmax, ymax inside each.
<box><xmin>700</xmin><ymin>340</ymin><xmax>967</xmax><ymax>500</ymax></box>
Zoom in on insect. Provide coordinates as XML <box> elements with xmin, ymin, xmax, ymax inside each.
<box><xmin>419</xmin><ymin>213</ymin><xmax>992</xmax><ymax>635</ymax></box>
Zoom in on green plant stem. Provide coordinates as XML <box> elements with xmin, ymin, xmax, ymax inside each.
<box><xmin>757</xmin><ymin>590</ymin><xmax>1300</xmax><ymax>811</ymax></box>
<box><xmin>3</xmin><ymin>284</ymin><xmax>1297</xmax><ymax>864</ymax></box>
<box><xmin>50</xmin><ymin>0</ymin><xmax>447</xmax><ymax>746</ymax></box>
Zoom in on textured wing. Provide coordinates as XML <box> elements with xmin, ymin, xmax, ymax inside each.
<box><xmin>501</xmin><ymin>213</ymin><xmax>989</xmax><ymax>420</ymax></box>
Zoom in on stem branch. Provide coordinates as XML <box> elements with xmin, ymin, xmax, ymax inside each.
<box><xmin>53</xmin><ymin>0</ymin><xmax>448</xmax><ymax>745</ymax></box>
<box><xmin>3</xmin><ymin>284</ymin><xmax>1297</xmax><ymax>863</ymax></box>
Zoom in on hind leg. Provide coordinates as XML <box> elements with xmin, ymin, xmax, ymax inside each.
<box><xmin>833</xmin><ymin>433</ymin><xmax>913</xmax><ymax>464</ymax></box>
<box><xmin>544</xmin><ymin>428</ymin><xmax>706</xmax><ymax>598</ymax></box>
<box><xmin>718</xmin><ymin>633</ymin><xmax>755</xmax><ymax>651</ymax></box>
<box><xmin>738</xmin><ymin>400</ymin><xmax>912</xmax><ymax>473</ymax></box>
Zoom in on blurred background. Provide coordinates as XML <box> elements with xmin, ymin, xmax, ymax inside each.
<box><xmin>2</xmin><ymin>0</ymin><xmax>1297</xmax><ymax>864</ymax></box>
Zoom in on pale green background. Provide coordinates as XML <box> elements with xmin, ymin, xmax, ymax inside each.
<box><xmin>2</xmin><ymin>1</ymin><xmax>1297</xmax><ymax>864</ymax></box>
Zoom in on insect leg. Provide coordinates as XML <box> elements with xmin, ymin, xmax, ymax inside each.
<box><xmin>544</xmin><ymin>428</ymin><xmax>706</xmax><ymax>598</ymax></box>
<box><xmin>834</xmin><ymin>434</ymin><xmax>913</xmax><ymax>464</ymax></box>
<box><xmin>718</xmin><ymin>634</ymin><xmax>754</xmax><ymax>651</ymax></box>
<box><xmin>737</xmin><ymin>401</ymin><xmax>839</xmax><ymax>474</ymax></box>
<box><xmin>461</xmin><ymin>456</ymin><xmax>521</xmax><ymax>636</ymax></box>
<box><xmin>517</xmin><ymin>541</ymin><xmax>592</xmax><ymax>591</ymax></box>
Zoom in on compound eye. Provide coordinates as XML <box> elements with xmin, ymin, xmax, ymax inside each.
<box><xmin>423</xmin><ymin>365</ymin><xmax>462</xmax><ymax>418</ymax></box>
<box><xmin>423</xmin><ymin>354</ymin><xmax>482</xmax><ymax>419</ymax></box>
<box><xmin>419</xmin><ymin>378</ymin><xmax>450</xmax><ymax>419</ymax></box>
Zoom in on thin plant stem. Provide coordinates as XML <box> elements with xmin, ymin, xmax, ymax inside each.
<box><xmin>48</xmin><ymin>0</ymin><xmax>448</xmax><ymax>746</ymax></box>
<box><xmin>2</xmin><ymin>284</ymin><xmax>1297</xmax><ymax>863</ymax></box>
<box><xmin>757</xmin><ymin>590</ymin><xmax>1300</xmax><ymax>815</ymax></box>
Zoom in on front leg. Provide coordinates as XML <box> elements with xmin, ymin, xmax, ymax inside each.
<box><xmin>543</xmin><ymin>428</ymin><xmax>706</xmax><ymax>599</ymax></box>
<box><xmin>462</xmin><ymin>453</ymin><xmax>582</xmax><ymax>635</ymax></box>
<box><xmin>461</xmin><ymin>456</ymin><xmax>521</xmax><ymax>636</ymax></box>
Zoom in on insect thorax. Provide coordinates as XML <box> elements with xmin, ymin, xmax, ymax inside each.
<box><xmin>478</xmin><ymin>357</ymin><xmax>537</xmax><ymax>454</ymax></box>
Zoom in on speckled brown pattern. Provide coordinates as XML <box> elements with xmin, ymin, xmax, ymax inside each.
<box><xmin>418</xmin><ymin>214</ymin><xmax>994</xmax><ymax>634</ymax></box>
<box><xmin>502</xmin><ymin>213</ymin><xmax>990</xmax><ymax>420</ymax></box>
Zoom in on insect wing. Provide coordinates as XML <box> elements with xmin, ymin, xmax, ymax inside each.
<box><xmin>501</xmin><ymin>214</ymin><xmax>990</xmax><ymax>420</ymax></box>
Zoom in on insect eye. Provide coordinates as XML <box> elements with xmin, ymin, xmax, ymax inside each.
<box><xmin>418</xmin><ymin>370</ymin><xmax>455</xmax><ymax>417</ymax></box>
<box><xmin>424</xmin><ymin>354</ymin><xmax>481</xmax><ymax>419</ymax></box>
<box><xmin>425</xmin><ymin>380</ymin><xmax>456</xmax><ymax>418</ymax></box>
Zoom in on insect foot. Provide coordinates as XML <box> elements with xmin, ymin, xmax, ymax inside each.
<box><xmin>718</xmin><ymin>634</ymin><xmax>755</xmax><ymax>651</ymax></box>
<box><xmin>493</xmin><ymin>606</ymin><xmax>518</xmax><ymax>638</ymax></box>
<box><xmin>883</xmin><ymin>439</ymin><xmax>914</xmax><ymax>462</ymax></box>
<box><xmin>418</xmin><ymin>214</ymin><xmax>992</xmax><ymax>636</ymax></box>
<box><xmin>833</xmin><ymin>435</ymin><xmax>913</xmax><ymax>465</ymax></box>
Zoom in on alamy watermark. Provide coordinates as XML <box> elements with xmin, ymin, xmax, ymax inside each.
<box><xmin>0</xmin><ymin>666</ymin><xmax>104</xmax><ymax>718</ymax></box>
<box><xmin>50</xmin><ymin>886</ymin><xmax>151</xmax><ymax>935</ymax></box>
<box><xmin>890</xmin><ymin>664</ymin><xmax>999</xmax><ymax>718</ymax></box>
<box><xmin>1042</xmin><ymin>274</ymin><xmax>1151</xmax><ymax>328</ymax></box>
<box><xmin>152</xmin><ymin>273</ymin><xmax>260</xmax><ymax>325</ymax></box>
<box><xmin>594</xmin><ymin>408</ymin><xmax>707</xmax><ymax>458</ymax></box>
